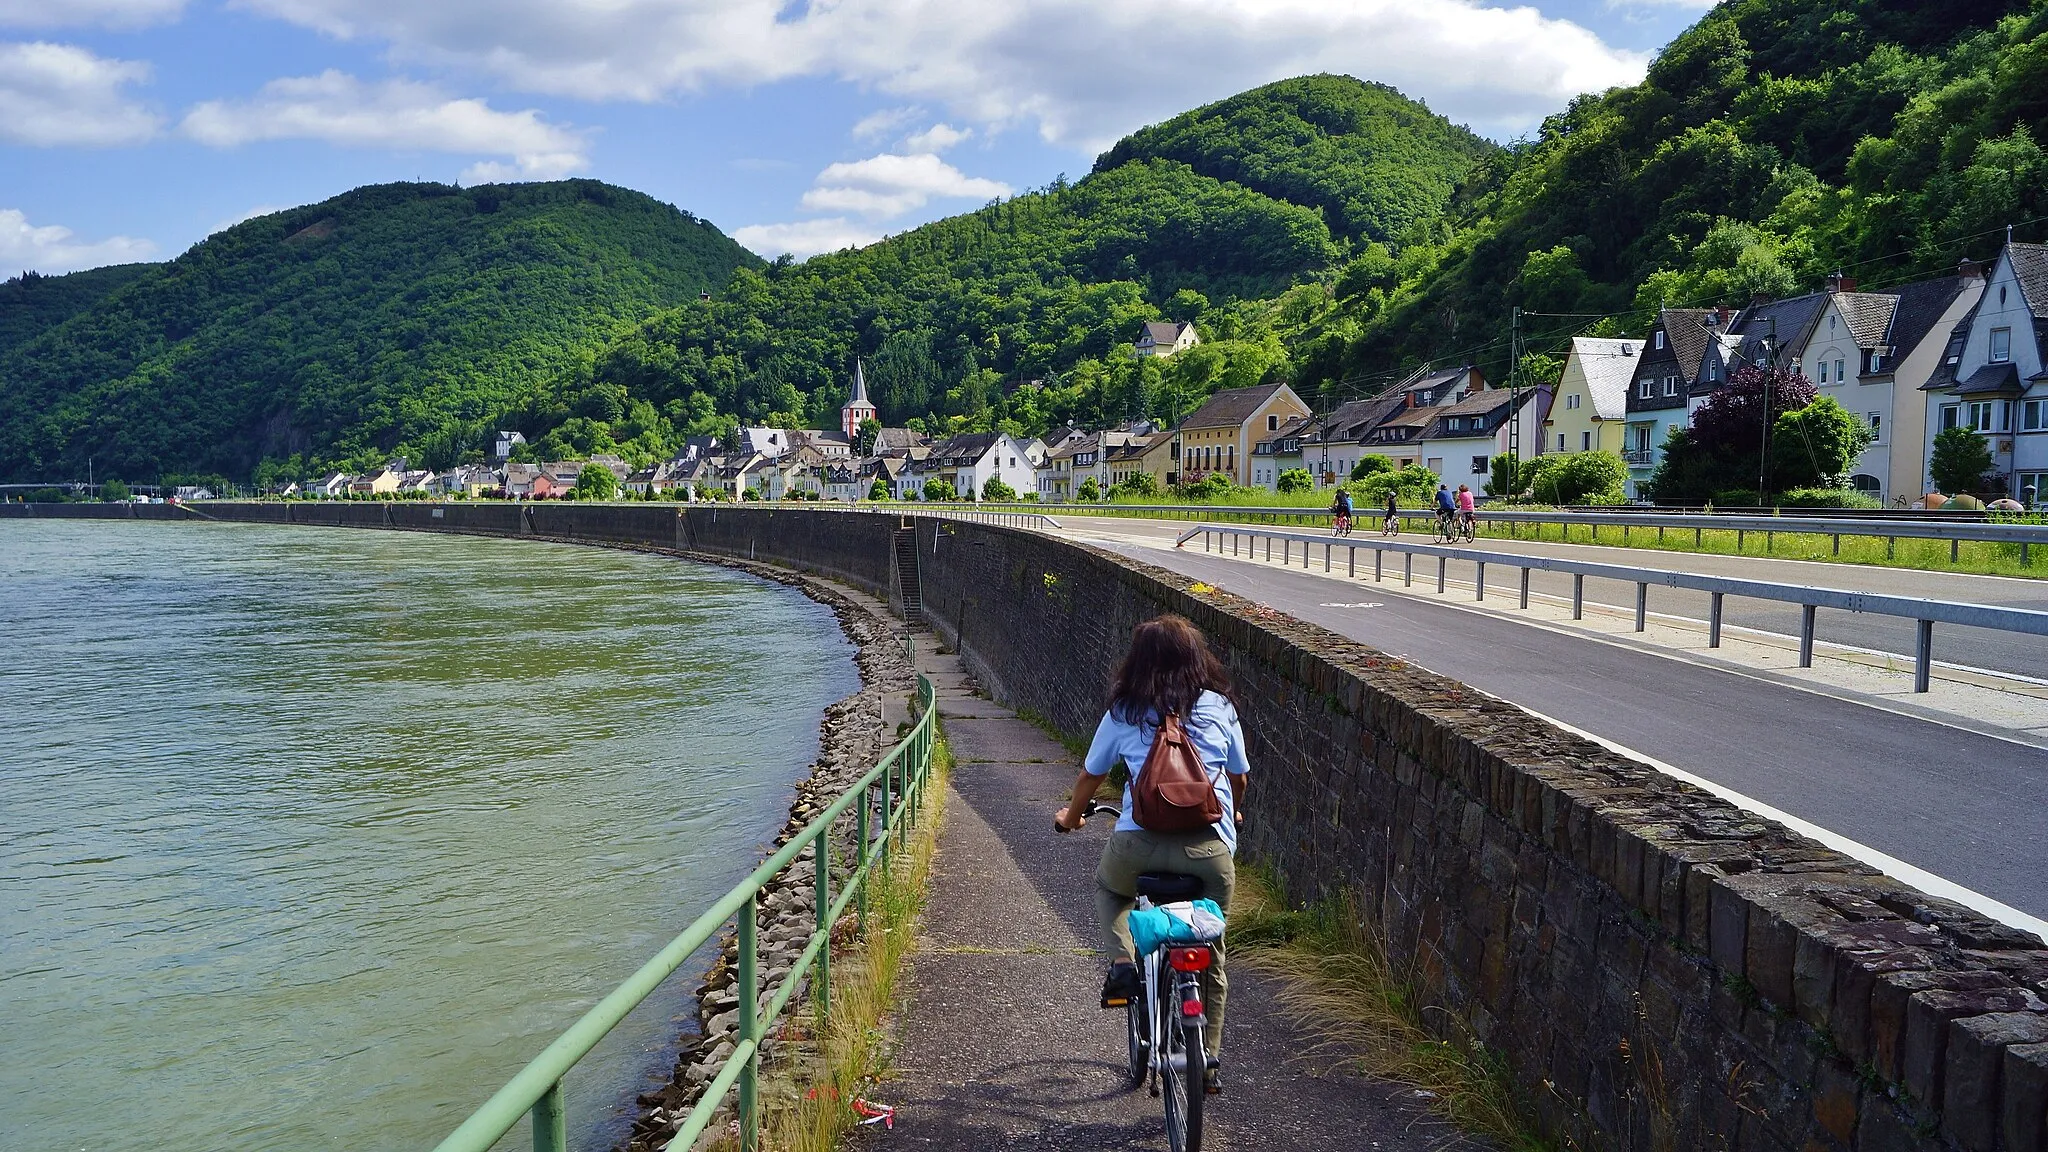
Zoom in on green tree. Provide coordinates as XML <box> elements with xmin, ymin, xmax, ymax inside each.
<box><xmin>1110</xmin><ymin>471</ymin><xmax>1162</xmax><ymax>499</ymax></box>
<box><xmin>856</xmin><ymin>416</ymin><xmax>882</xmax><ymax>455</ymax></box>
<box><xmin>99</xmin><ymin>477</ymin><xmax>129</xmax><ymax>502</ymax></box>
<box><xmin>982</xmin><ymin>476</ymin><xmax>1017</xmax><ymax>501</ymax></box>
<box><xmin>573</xmin><ymin>464</ymin><xmax>620</xmax><ymax>501</ymax></box>
<box><xmin>1276</xmin><ymin>468</ymin><xmax>1313</xmax><ymax>494</ymax></box>
<box><xmin>1348</xmin><ymin>454</ymin><xmax>1394</xmax><ymax>481</ymax></box>
<box><xmin>1077</xmin><ymin>476</ymin><xmax>1102</xmax><ymax>501</ymax></box>
<box><xmin>1527</xmin><ymin>451</ymin><xmax>1629</xmax><ymax>504</ymax></box>
<box><xmin>922</xmin><ymin>477</ymin><xmax>958</xmax><ymax>501</ymax></box>
<box><xmin>1770</xmin><ymin>396</ymin><xmax>1874</xmax><ymax>489</ymax></box>
<box><xmin>868</xmin><ymin>475</ymin><xmax>891</xmax><ymax>500</ymax></box>
<box><xmin>1929</xmin><ymin>426</ymin><xmax>1994</xmax><ymax>495</ymax></box>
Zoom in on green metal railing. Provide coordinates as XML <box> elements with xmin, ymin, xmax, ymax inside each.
<box><xmin>431</xmin><ymin>669</ymin><xmax>938</xmax><ymax>1152</ymax></box>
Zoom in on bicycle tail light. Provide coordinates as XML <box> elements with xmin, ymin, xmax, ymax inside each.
<box><xmin>1167</xmin><ymin>946</ymin><xmax>1212</xmax><ymax>972</ymax></box>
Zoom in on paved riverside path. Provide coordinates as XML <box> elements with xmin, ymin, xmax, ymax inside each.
<box><xmin>855</xmin><ymin>641</ymin><xmax>1469</xmax><ymax>1151</ymax></box>
<box><xmin>1048</xmin><ymin>523</ymin><xmax>2048</xmax><ymax>928</ymax></box>
<box><xmin>1058</xmin><ymin>515</ymin><xmax>2048</xmax><ymax>681</ymax></box>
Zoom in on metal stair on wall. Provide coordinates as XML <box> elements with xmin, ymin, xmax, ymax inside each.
<box><xmin>892</xmin><ymin>524</ymin><xmax>923</xmax><ymax>623</ymax></box>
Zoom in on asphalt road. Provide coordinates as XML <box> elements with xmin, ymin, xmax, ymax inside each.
<box><xmin>1080</xmin><ymin>517</ymin><xmax>2048</xmax><ymax>682</ymax></box>
<box><xmin>1066</xmin><ymin>528</ymin><xmax>2048</xmax><ymax>924</ymax></box>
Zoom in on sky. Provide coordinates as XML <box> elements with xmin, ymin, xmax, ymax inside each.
<box><xmin>1</xmin><ymin>0</ymin><xmax>1710</xmax><ymax>275</ymax></box>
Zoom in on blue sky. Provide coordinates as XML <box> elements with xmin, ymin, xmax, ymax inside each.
<box><xmin>1</xmin><ymin>0</ymin><xmax>1709</xmax><ymax>274</ymax></box>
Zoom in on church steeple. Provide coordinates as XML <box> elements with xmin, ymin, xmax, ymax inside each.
<box><xmin>841</xmin><ymin>358</ymin><xmax>878</xmax><ymax>441</ymax></box>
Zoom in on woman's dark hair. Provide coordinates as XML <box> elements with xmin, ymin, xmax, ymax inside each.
<box><xmin>1108</xmin><ymin>614</ymin><xmax>1232</xmax><ymax>723</ymax></box>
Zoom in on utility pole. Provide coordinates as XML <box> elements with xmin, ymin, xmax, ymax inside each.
<box><xmin>1508</xmin><ymin>307</ymin><xmax>1523</xmax><ymax>495</ymax></box>
<box><xmin>1757</xmin><ymin>316</ymin><xmax>1777</xmax><ymax>506</ymax></box>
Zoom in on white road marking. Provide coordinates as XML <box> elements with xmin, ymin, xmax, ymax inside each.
<box><xmin>1318</xmin><ymin>602</ymin><xmax>1383</xmax><ymax>609</ymax></box>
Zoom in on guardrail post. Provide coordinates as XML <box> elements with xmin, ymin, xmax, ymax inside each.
<box><xmin>879</xmin><ymin>774</ymin><xmax>894</xmax><ymax>874</ymax></box>
<box><xmin>1832</xmin><ymin>533</ymin><xmax>1840</xmax><ymax>557</ymax></box>
<box><xmin>1374</xmin><ymin>549</ymin><xmax>1382</xmax><ymax>581</ymax></box>
<box><xmin>1282</xmin><ymin>539</ymin><xmax>1289</xmax><ymax>565</ymax></box>
<box><xmin>1915</xmin><ymin>621</ymin><xmax>1933</xmax><ymax>692</ymax></box>
<box><xmin>1635</xmin><ymin>583</ymin><xmax>1647</xmax><ymax>631</ymax></box>
<box><xmin>1519</xmin><ymin>566</ymin><xmax>1530</xmax><ymax>609</ymax></box>
<box><xmin>1592</xmin><ymin>522</ymin><xmax>1599</xmax><ymax>543</ymax></box>
<box><xmin>1573</xmin><ymin>574</ymin><xmax>1584</xmax><ymax>620</ymax></box>
<box><xmin>1709</xmin><ymin>593</ymin><xmax>1724</xmax><ymax>647</ymax></box>
<box><xmin>1324</xmin><ymin>543</ymin><xmax>1331</xmax><ymax>572</ymax></box>
<box><xmin>738</xmin><ymin>895</ymin><xmax>760</xmax><ymax>1152</ymax></box>
<box><xmin>1475</xmin><ymin>561</ymin><xmax>1486</xmax><ymax>601</ymax></box>
<box><xmin>1348</xmin><ymin>546</ymin><xmax>1356</xmax><ymax>578</ymax></box>
<box><xmin>855</xmin><ymin>789</ymin><xmax>870</xmax><ymax>926</ymax></box>
<box><xmin>531</xmin><ymin>1082</ymin><xmax>567</xmax><ymax>1152</ymax></box>
<box><xmin>814</xmin><ymin>830</ymin><xmax>830</xmax><ymax>1006</ymax></box>
<box><xmin>1951</xmin><ymin>538</ymin><xmax>1960</xmax><ymax>563</ymax></box>
<box><xmin>1436</xmin><ymin>555</ymin><xmax>1447</xmax><ymax>593</ymax></box>
<box><xmin>1799</xmin><ymin>605</ymin><xmax>1817</xmax><ymax>667</ymax></box>
<box><xmin>1888</xmin><ymin>536</ymin><xmax>1895</xmax><ymax>560</ymax></box>
<box><xmin>1738</xmin><ymin>529</ymin><xmax>1745</xmax><ymax>550</ymax></box>
<box><xmin>1404</xmin><ymin>552</ymin><xmax>1413</xmax><ymax>587</ymax></box>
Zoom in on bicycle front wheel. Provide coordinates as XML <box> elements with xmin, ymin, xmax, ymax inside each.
<box><xmin>1159</xmin><ymin>981</ymin><xmax>1204</xmax><ymax>1152</ymax></box>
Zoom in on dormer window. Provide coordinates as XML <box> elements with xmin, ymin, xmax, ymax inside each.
<box><xmin>1655</xmin><ymin>331</ymin><xmax>1665</xmax><ymax>350</ymax></box>
<box><xmin>1992</xmin><ymin>328</ymin><xmax>2012</xmax><ymax>363</ymax></box>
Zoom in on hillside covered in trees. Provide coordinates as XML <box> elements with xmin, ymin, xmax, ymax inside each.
<box><xmin>0</xmin><ymin>181</ymin><xmax>758</xmax><ymax>484</ymax></box>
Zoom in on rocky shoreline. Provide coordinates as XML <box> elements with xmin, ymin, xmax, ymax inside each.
<box><xmin>594</xmin><ymin>552</ymin><xmax>916</xmax><ymax>1152</ymax></box>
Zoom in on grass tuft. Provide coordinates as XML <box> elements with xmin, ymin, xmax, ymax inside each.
<box><xmin>1229</xmin><ymin>867</ymin><xmax>1570</xmax><ymax>1152</ymax></box>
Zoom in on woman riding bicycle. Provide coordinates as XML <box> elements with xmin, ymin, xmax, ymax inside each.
<box><xmin>1054</xmin><ymin>615</ymin><xmax>1248</xmax><ymax>1094</ymax></box>
<box><xmin>1329</xmin><ymin>487</ymin><xmax>1353</xmax><ymax>535</ymax></box>
<box><xmin>1382</xmin><ymin>490</ymin><xmax>1399</xmax><ymax>535</ymax></box>
<box><xmin>1455</xmin><ymin>484</ymin><xmax>1477</xmax><ymax>535</ymax></box>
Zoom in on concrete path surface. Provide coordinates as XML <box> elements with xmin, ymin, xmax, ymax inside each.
<box><xmin>853</xmin><ymin>640</ymin><xmax>1470</xmax><ymax>1151</ymax></box>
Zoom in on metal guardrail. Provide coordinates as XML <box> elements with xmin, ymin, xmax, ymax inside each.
<box><xmin>431</xmin><ymin>668</ymin><xmax>939</xmax><ymax>1152</ymax></box>
<box><xmin>961</xmin><ymin>502</ymin><xmax>2046</xmax><ymax>564</ymax></box>
<box><xmin>750</xmin><ymin>500</ymin><xmax>1064</xmax><ymax>531</ymax></box>
<box><xmin>1174</xmin><ymin>523</ymin><xmax>2048</xmax><ymax>693</ymax></box>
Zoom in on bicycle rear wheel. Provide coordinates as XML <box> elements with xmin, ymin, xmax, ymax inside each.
<box><xmin>1124</xmin><ymin>992</ymin><xmax>1149</xmax><ymax>1087</ymax></box>
<box><xmin>1159</xmin><ymin>977</ymin><xmax>1204</xmax><ymax>1152</ymax></box>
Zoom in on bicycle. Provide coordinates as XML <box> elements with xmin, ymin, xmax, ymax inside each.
<box><xmin>1084</xmin><ymin>802</ymin><xmax>1214</xmax><ymax>1152</ymax></box>
<box><xmin>1380</xmin><ymin>511</ymin><xmax>1400</xmax><ymax>537</ymax></box>
<box><xmin>1331</xmin><ymin>512</ymin><xmax>1353</xmax><ymax>537</ymax></box>
<box><xmin>1456</xmin><ymin>510</ymin><xmax>1477</xmax><ymax>543</ymax></box>
<box><xmin>1431</xmin><ymin>510</ymin><xmax>1458</xmax><ymax>544</ymax></box>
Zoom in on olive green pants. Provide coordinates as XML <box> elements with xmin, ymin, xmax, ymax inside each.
<box><xmin>1095</xmin><ymin>827</ymin><xmax>1236</xmax><ymax>1060</ymax></box>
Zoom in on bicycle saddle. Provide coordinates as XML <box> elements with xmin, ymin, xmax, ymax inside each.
<box><xmin>1135</xmin><ymin>872</ymin><xmax>1205</xmax><ymax>902</ymax></box>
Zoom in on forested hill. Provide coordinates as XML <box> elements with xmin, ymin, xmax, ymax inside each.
<box><xmin>533</xmin><ymin>76</ymin><xmax>1491</xmax><ymax>468</ymax></box>
<box><xmin>0</xmin><ymin>180</ymin><xmax>758</xmax><ymax>484</ymax></box>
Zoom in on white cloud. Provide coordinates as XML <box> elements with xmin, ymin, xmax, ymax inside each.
<box><xmin>180</xmin><ymin>71</ymin><xmax>588</xmax><ymax>179</ymax></box>
<box><xmin>0</xmin><ymin>0</ymin><xmax>184</xmax><ymax>29</ymax></box>
<box><xmin>903</xmin><ymin>122</ymin><xmax>969</xmax><ymax>153</ymax></box>
<box><xmin>851</xmin><ymin>105</ymin><xmax>921</xmax><ymax>142</ymax></box>
<box><xmin>800</xmin><ymin>152</ymin><xmax>1009</xmax><ymax>217</ymax></box>
<box><xmin>228</xmin><ymin>0</ymin><xmax>1649</xmax><ymax>143</ymax></box>
<box><xmin>731</xmin><ymin>217</ymin><xmax>884</xmax><ymax>260</ymax></box>
<box><xmin>0</xmin><ymin>207</ymin><xmax>156</xmax><ymax>273</ymax></box>
<box><xmin>0</xmin><ymin>40</ymin><xmax>159</xmax><ymax>146</ymax></box>
<box><xmin>209</xmin><ymin>204</ymin><xmax>289</xmax><ymax>235</ymax></box>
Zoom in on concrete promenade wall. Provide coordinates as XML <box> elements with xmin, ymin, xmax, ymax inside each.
<box><xmin>12</xmin><ymin>501</ymin><xmax>2046</xmax><ymax>1151</ymax></box>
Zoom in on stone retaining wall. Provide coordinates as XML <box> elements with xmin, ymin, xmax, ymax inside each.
<box><xmin>13</xmin><ymin>501</ymin><xmax>2044</xmax><ymax>1151</ymax></box>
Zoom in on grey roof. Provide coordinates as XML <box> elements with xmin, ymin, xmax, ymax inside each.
<box><xmin>1567</xmin><ymin>336</ymin><xmax>1638</xmax><ymax>420</ymax></box>
<box><xmin>1729</xmin><ymin>293</ymin><xmax>1828</xmax><ymax>359</ymax></box>
<box><xmin>1180</xmin><ymin>383</ymin><xmax>1288</xmax><ymax>431</ymax></box>
<box><xmin>2011</xmin><ymin>242</ymin><xmax>2048</xmax><ymax>315</ymax></box>
<box><xmin>1311</xmin><ymin>395</ymin><xmax>1407</xmax><ymax>444</ymax></box>
<box><xmin>1953</xmin><ymin>363</ymin><xmax>2022</xmax><ymax>395</ymax></box>
<box><xmin>930</xmin><ymin>431</ymin><xmax>1002</xmax><ymax>464</ymax></box>
<box><xmin>1882</xmin><ymin>275</ymin><xmax>1972</xmax><ymax>369</ymax></box>
<box><xmin>1139</xmin><ymin>321</ymin><xmax>1191</xmax><ymax>346</ymax></box>
<box><xmin>1833</xmin><ymin>293</ymin><xmax>1899</xmax><ymax>349</ymax></box>
<box><xmin>1657</xmin><ymin>309</ymin><xmax>1717</xmax><ymax>384</ymax></box>
<box><xmin>847</xmin><ymin>359</ymin><xmax>872</xmax><ymax>408</ymax></box>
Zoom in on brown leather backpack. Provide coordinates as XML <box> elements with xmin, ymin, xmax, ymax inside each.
<box><xmin>1130</xmin><ymin>712</ymin><xmax>1223</xmax><ymax>833</ymax></box>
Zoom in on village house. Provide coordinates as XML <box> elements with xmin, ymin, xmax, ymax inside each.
<box><xmin>1920</xmin><ymin>242</ymin><xmax>2048</xmax><ymax>502</ymax></box>
<box><xmin>923</xmin><ymin>431</ymin><xmax>1036</xmax><ymax>499</ymax></box>
<box><xmin>350</xmin><ymin>467</ymin><xmax>403</xmax><ymax>496</ymax></box>
<box><xmin>1544</xmin><ymin>337</ymin><xmax>1638</xmax><ymax>457</ymax></box>
<box><xmin>305</xmin><ymin>472</ymin><xmax>351</xmax><ymax>498</ymax></box>
<box><xmin>493</xmin><ymin>430</ymin><xmax>526</xmax><ymax>460</ymax></box>
<box><xmin>1250</xmin><ymin>415</ymin><xmax>1311</xmax><ymax>489</ymax></box>
<box><xmin>1176</xmin><ymin>383</ymin><xmax>1311</xmax><ymax>487</ymax></box>
<box><xmin>1622</xmin><ymin>309</ymin><xmax>1716</xmax><ymax>496</ymax></box>
<box><xmin>1134</xmin><ymin>320</ymin><xmax>1200</xmax><ymax>358</ymax></box>
<box><xmin>1419</xmin><ymin>384</ymin><xmax>1553</xmax><ymax>486</ymax></box>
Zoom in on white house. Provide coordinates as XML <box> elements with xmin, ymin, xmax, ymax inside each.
<box><xmin>923</xmin><ymin>431</ymin><xmax>1036</xmax><ymax>498</ymax></box>
<box><xmin>1920</xmin><ymin>243</ymin><xmax>2048</xmax><ymax>501</ymax></box>
<box><xmin>1135</xmin><ymin>321</ymin><xmax>1200</xmax><ymax>358</ymax></box>
<box><xmin>1418</xmin><ymin>385</ymin><xmax>1554</xmax><ymax>487</ymax></box>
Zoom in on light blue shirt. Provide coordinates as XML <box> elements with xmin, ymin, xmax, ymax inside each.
<box><xmin>1083</xmin><ymin>689</ymin><xmax>1250</xmax><ymax>852</ymax></box>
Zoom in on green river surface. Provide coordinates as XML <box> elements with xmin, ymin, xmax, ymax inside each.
<box><xmin>0</xmin><ymin>520</ymin><xmax>858</xmax><ymax>1151</ymax></box>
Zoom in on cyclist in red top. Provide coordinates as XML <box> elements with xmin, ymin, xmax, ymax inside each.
<box><xmin>1455</xmin><ymin>484</ymin><xmax>1477</xmax><ymax>534</ymax></box>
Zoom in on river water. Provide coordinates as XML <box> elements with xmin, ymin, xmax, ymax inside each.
<box><xmin>0</xmin><ymin>521</ymin><xmax>858</xmax><ymax>1151</ymax></box>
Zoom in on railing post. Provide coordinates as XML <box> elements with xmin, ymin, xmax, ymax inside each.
<box><xmin>1709</xmin><ymin>593</ymin><xmax>1724</xmax><ymax>647</ymax></box>
<box><xmin>1519</xmin><ymin>566</ymin><xmax>1530</xmax><ymax>609</ymax></box>
<box><xmin>1283</xmin><ymin>539</ymin><xmax>1290</xmax><ymax>565</ymax></box>
<box><xmin>738</xmin><ymin>895</ymin><xmax>760</xmax><ymax>1152</ymax></box>
<box><xmin>531</xmin><ymin>1082</ymin><xmax>567</xmax><ymax>1152</ymax></box>
<box><xmin>1404</xmin><ymin>552</ymin><xmax>1413</xmax><ymax>587</ymax></box>
<box><xmin>1348</xmin><ymin>546</ymin><xmax>1356</xmax><ymax>578</ymax></box>
<box><xmin>1915</xmin><ymin>620</ymin><xmax>1934</xmax><ymax>693</ymax></box>
<box><xmin>1475</xmin><ymin>561</ymin><xmax>1485</xmax><ymax>601</ymax></box>
<box><xmin>1635</xmin><ymin>583</ymin><xmax>1648</xmax><ymax>631</ymax></box>
<box><xmin>1799</xmin><ymin>604</ymin><xmax>1817</xmax><ymax>667</ymax></box>
<box><xmin>879</xmin><ymin>772</ymin><xmax>894</xmax><ymax>874</ymax></box>
<box><xmin>1436</xmin><ymin>555</ymin><xmax>1447</xmax><ymax>593</ymax></box>
<box><xmin>855</xmin><ymin>787</ymin><xmax>870</xmax><ymax>925</ymax></box>
<box><xmin>814</xmin><ymin>830</ymin><xmax>831</xmax><ymax>1007</ymax></box>
<box><xmin>1573</xmin><ymin>574</ymin><xmax>1584</xmax><ymax>620</ymax></box>
<box><xmin>1951</xmin><ymin>538</ymin><xmax>1960</xmax><ymax>563</ymax></box>
<box><xmin>1374</xmin><ymin>548</ymin><xmax>1383</xmax><ymax>581</ymax></box>
<box><xmin>1324</xmin><ymin>542</ymin><xmax>1331</xmax><ymax>572</ymax></box>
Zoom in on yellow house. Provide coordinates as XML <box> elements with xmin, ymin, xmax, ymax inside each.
<box><xmin>1177</xmin><ymin>383</ymin><xmax>1311</xmax><ymax>487</ymax></box>
<box><xmin>1544</xmin><ymin>337</ymin><xmax>1638</xmax><ymax>456</ymax></box>
<box><xmin>350</xmin><ymin>468</ymin><xmax>402</xmax><ymax>496</ymax></box>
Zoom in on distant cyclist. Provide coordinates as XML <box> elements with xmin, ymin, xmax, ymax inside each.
<box><xmin>1434</xmin><ymin>483</ymin><xmax>1456</xmax><ymax>535</ymax></box>
<box><xmin>1456</xmin><ymin>484</ymin><xmax>1477</xmax><ymax>536</ymax></box>
<box><xmin>1382</xmin><ymin>490</ymin><xmax>1399</xmax><ymax>535</ymax></box>
<box><xmin>1329</xmin><ymin>488</ymin><xmax>1353</xmax><ymax>535</ymax></box>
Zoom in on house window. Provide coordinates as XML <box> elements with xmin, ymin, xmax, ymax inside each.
<box><xmin>1991</xmin><ymin>328</ymin><xmax>2012</xmax><ymax>363</ymax></box>
<box><xmin>1471</xmin><ymin>456</ymin><xmax>1488</xmax><ymax>474</ymax></box>
<box><xmin>1835</xmin><ymin>358</ymin><xmax>1846</xmax><ymax>382</ymax></box>
<box><xmin>1663</xmin><ymin>376</ymin><xmax>1679</xmax><ymax>396</ymax></box>
<box><xmin>2023</xmin><ymin>399</ymin><xmax>2048</xmax><ymax>432</ymax></box>
<box><xmin>1557</xmin><ymin>433</ymin><xmax>1566</xmax><ymax>452</ymax></box>
<box><xmin>1655</xmin><ymin>331</ymin><xmax>1665</xmax><ymax>350</ymax></box>
<box><xmin>1818</xmin><ymin>360</ymin><xmax>1828</xmax><ymax>383</ymax></box>
<box><xmin>1637</xmin><ymin>379</ymin><xmax>1652</xmax><ymax>399</ymax></box>
<box><xmin>1940</xmin><ymin>404</ymin><xmax>1960</xmax><ymax>430</ymax></box>
<box><xmin>1268</xmin><ymin>414</ymin><xmax>1279</xmax><ymax>431</ymax></box>
<box><xmin>1565</xmin><ymin>394</ymin><xmax>1579</xmax><ymax>410</ymax></box>
<box><xmin>1967</xmin><ymin>401</ymin><xmax>1995</xmax><ymax>432</ymax></box>
<box><xmin>1867</xmin><ymin>412</ymin><xmax>1883</xmax><ymax>443</ymax></box>
<box><xmin>2020</xmin><ymin>472</ymin><xmax>2047</xmax><ymax>505</ymax></box>
<box><xmin>1582</xmin><ymin>430</ymin><xmax>1593</xmax><ymax>451</ymax></box>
